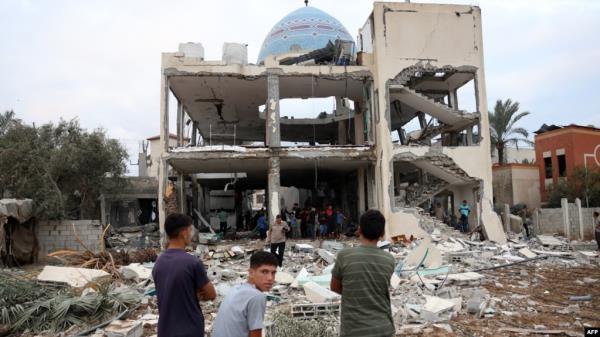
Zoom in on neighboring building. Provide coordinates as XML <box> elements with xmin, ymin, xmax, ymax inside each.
<box><xmin>491</xmin><ymin>147</ymin><xmax>535</xmax><ymax>164</ymax></box>
<box><xmin>534</xmin><ymin>124</ymin><xmax>600</xmax><ymax>201</ymax></box>
<box><xmin>146</xmin><ymin>134</ymin><xmax>188</xmax><ymax>177</ymax></box>
<box><xmin>492</xmin><ymin>164</ymin><xmax>541</xmax><ymax>208</ymax></box>
<box><xmin>155</xmin><ymin>2</ymin><xmax>506</xmax><ymax>243</ymax></box>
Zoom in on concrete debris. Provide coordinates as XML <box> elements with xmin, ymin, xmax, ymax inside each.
<box><xmin>537</xmin><ymin>235</ymin><xmax>564</xmax><ymax>246</ymax></box>
<box><xmin>294</xmin><ymin>243</ymin><xmax>314</xmax><ymax>253</ymax></box>
<box><xmin>120</xmin><ymin>263</ymin><xmax>152</xmax><ymax>280</ymax></box>
<box><xmin>404</xmin><ymin>238</ymin><xmax>442</xmax><ymax>269</ymax></box>
<box><xmin>321</xmin><ymin>241</ymin><xmax>345</xmax><ymax>253</ymax></box>
<box><xmin>518</xmin><ymin>247</ymin><xmax>537</xmax><ymax>259</ymax></box>
<box><xmin>16</xmin><ymin>208</ymin><xmax>600</xmax><ymax>337</ymax></box>
<box><xmin>303</xmin><ymin>281</ymin><xmax>341</xmax><ymax>303</ymax></box>
<box><xmin>317</xmin><ymin>249</ymin><xmax>336</xmax><ymax>265</ymax></box>
<box><xmin>275</xmin><ymin>271</ymin><xmax>295</xmax><ymax>285</ymax></box>
<box><xmin>37</xmin><ymin>265</ymin><xmax>110</xmax><ymax>288</ymax></box>
<box><xmin>104</xmin><ymin>320</ymin><xmax>143</xmax><ymax>337</ymax></box>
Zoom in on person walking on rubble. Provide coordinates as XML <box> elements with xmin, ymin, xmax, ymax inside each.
<box><xmin>212</xmin><ymin>251</ymin><xmax>278</xmax><ymax>337</ymax></box>
<box><xmin>331</xmin><ymin>209</ymin><xmax>396</xmax><ymax>337</ymax></box>
<box><xmin>256</xmin><ymin>212</ymin><xmax>267</xmax><ymax>240</ymax></box>
<box><xmin>459</xmin><ymin>200</ymin><xmax>471</xmax><ymax>233</ymax></box>
<box><xmin>594</xmin><ymin>211</ymin><xmax>600</xmax><ymax>251</ymax></box>
<box><xmin>266</xmin><ymin>214</ymin><xmax>290</xmax><ymax>267</ymax></box>
<box><xmin>217</xmin><ymin>208</ymin><xmax>228</xmax><ymax>235</ymax></box>
<box><xmin>152</xmin><ymin>213</ymin><xmax>216</xmax><ymax>337</ymax></box>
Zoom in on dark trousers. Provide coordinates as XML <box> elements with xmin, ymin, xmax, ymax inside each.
<box><xmin>220</xmin><ymin>222</ymin><xmax>227</xmax><ymax>234</ymax></box>
<box><xmin>523</xmin><ymin>223</ymin><xmax>531</xmax><ymax>238</ymax></box>
<box><xmin>270</xmin><ymin>242</ymin><xmax>285</xmax><ymax>267</ymax></box>
<box><xmin>596</xmin><ymin>231</ymin><xmax>600</xmax><ymax>250</ymax></box>
<box><xmin>460</xmin><ymin>215</ymin><xmax>469</xmax><ymax>232</ymax></box>
<box><xmin>259</xmin><ymin>229</ymin><xmax>267</xmax><ymax>240</ymax></box>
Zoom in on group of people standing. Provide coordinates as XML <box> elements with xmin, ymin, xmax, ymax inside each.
<box><xmin>153</xmin><ymin>209</ymin><xmax>396</xmax><ymax>337</ymax></box>
<box><xmin>252</xmin><ymin>203</ymin><xmax>347</xmax><ymax>241</ymax></box>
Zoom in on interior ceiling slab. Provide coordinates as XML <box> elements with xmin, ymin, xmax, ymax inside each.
<box><xmin>172</xmin><ymin>158</ymin><xmax>368</xmax><ymax>190</ymax></box>
<box><xmin>411</xmin><ymin>72</ymin><xmax>474</xmax><ymax>92</ymax></box>
<box><xmin>168</xmin><ymin>75</ymin><xmax>365</xmax><ymax>142</ymax></box>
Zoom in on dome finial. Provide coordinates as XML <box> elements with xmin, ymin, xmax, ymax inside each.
<box><xmin>304</xmin><ymin>0</ymin><xmax>309</xmax><ymax>6</ymax></box>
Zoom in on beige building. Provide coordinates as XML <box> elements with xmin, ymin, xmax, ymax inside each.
<box><xmin>492</xmin><ymin>164</ymin><xmax>541</xmax><ymax>208</ymax></box>
<box><xmin>156</xmin><ymin>2</ymin><xmax>506</xmax><ymax>243</ymax></box>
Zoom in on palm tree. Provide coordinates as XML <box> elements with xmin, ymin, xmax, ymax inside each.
<box><xmin>0</xmin><ymin>110</ymin><xmax>20</xmax><ymax>135</ymax></box>
<box><xmin>488</xmin><ymin>99</ymin><xmax>532</xmax><ymax>164</ymax></box>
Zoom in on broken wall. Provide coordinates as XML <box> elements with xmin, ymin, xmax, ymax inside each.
<box><xmin>36</xmin><ymin>220</ymin><xmax>102</xmax><ymax>261</ymax></box>
<box><xmin>362</xmin><ymin>2</ymin><xmax>505</xmax><ymax>243</ymax></box>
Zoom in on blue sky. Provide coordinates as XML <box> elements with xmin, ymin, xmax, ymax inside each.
<box><xmin>1</xmin><ymin>0</ymin><xmax>599</xmax><ymax>173</ymax></box>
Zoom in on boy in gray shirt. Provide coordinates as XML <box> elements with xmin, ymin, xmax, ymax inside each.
<box><xmin>212</xmin><ymin>251</ymin><xmax>278</xmax><ymax>337</ymax></box>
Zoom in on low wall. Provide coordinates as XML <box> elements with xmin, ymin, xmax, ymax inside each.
<box><xmin>533</xmin><ymin>199</ymin><xmax>599</xmax><ymax>241</ymax></box>
<box><xmin>537</xmin><ymin>208</ymin><xmax>564</xmax><ymax>236</ymax></box>
<box><xmin>36</xmin><ymin>220</ymin><xmax>102</xmax><ymax>261</ymax></box>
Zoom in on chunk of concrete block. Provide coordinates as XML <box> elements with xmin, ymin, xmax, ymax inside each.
<box><xmin>321</xmin><ymin>241</ymin><xmax>344</xmax><ymax>252</ymax></box>
<box><xmin>518</xmin><ymin>248</ymin><xmax>537</xmax><ymax>259</ymax></box>
<box><xmin>37</xmin><ymin>266</ymin><xmax>110</xmax><ymax>288</ymax></box>
<box><xmin>419</xmin><ymin>309</ymin><xmax>440</xmax><ymax>323</ymax></box>
<box><xmin>443</xmin><ymin>272</ymin><xmax>485</xmax><ymax>282</ymax></box>
<box><xmin>275</xmin><ymin>271</ymin><xmax>295</xmax><ymax>285</ymax></box>
<box><xmin>294</xmin><ymin>243</ymin><xmax>314</xmax><ymax>253</ymax></box>
<box><xmin>390</xmin><ymin>272</ymin><xmax>401</xmax><ymax>289</ymax></box>
<box><xmin>120</xmin><ymin>263</ymin><xmax>152</xmax><ymax>280</ymax></box>
<box><xmin>422</xmin><ymin>295</ymin><xmax>456</xmax><ymax>314</ymax></box>
<box><xmin>291</xmin><ymin>267</ymin><xmax>308</xmax><ymax>288</ymax></box>
<box><xmin>405</xmin><ymin>239</ymin><xmax>442</xmax><ymax>269</ymax></box>
<box><xmin>303</xmin><ymin>281</ymin><xmax>340</xmax><ymax>303</ymax></box>
<box><xmin>317</xmin><ymin>249</ymin><xmax>336</xmax><ymax>265</ymax></box>
<box><xmin>105</xmin><ymin>320</ymin><xmax>143</xmax><ymax>337</ymax></box>
<box><xmin>466</xmin><ymin>297</ymin><xmax>484</xmax><ymax>314</ymax></box>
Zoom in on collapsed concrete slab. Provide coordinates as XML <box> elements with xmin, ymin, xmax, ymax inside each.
<box><xmin>303</xmin><ymin>281</ymin><xmax>341</xmax><ymax>303</ymax></box>
<box><xmin>37</xmin><ymin>266</ymin><xmax>110</xmax><ymax>288</ymax></box>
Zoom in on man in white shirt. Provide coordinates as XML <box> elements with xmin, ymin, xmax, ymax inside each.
<box><xmin>212</xmin><ymin>251</ymin><xmax>278</xmax><ymax>337</ymax></box>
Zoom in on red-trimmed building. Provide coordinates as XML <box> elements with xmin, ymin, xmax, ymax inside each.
<box><xmin>534</xmin><ymin>124</ymin><xmax>600</xmax><ymax>201</ymax></box>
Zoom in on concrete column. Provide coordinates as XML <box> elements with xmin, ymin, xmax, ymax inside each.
<box><xmin>176</xmin><ymin>101</ymin><xmax>183</xmax><ymax>147</ymax></box>
<box><xmin>357</xmin><ymin>168</ymin><xmax>366</xmax><ymax>215</ymax></box>
<box><xmin>448</xmin><ymin>89</ymin><xmax>459</xmax><ymax>110</ymax></box>
<box><xmin>354</xmin><ymin>106</ymin><xmax>365</xmax><ymax>145</ymax></box>
<box><xmin>466</xmin><ymin>126</ymin><xmax>474</xmax><ymax>146</ymax></box>
<box><xmin>99</xmin><ymin>194</ymin><xmax>107</xmax><ymax>225</ymax></box>
<box><xmin>366</xmin><ymin>165</ymin><xmax>376</xmax><ymax>209</ymax></box>
<box><xmin>267</xmin><ymin>156</ymin><xmax>281</xmax><ymax>227</ymax></box>
<box><xmin>158</xmin><ymin>74</ymin><xmax>170</xmax><ymax>248</ymax></box>
<box><xmin>503</xmin><ymin>204</ymin><xmax>510</xmax><ymax>233</ymax></box>
<box><xmin>561</xmin><ymin>198</ymin><xmax>570</xmax><ymax>239</ymax></box>
<box><xmin>265</xmin><ymin>71</ymin><xmax>280</xmax><ymax>147</ymax></box>
<box><xmin>177</xmin><ymin>172</ymin><xmax>186</xmax><ymax>214</ymax></box>
<box><xmin>337</xmin><ymin>120</ymin><xmax>347</xmax><ymax>145</ymax></box>
<box><xmin>191</xmin><ymin>121</ymin><xmax>199</xmax><ymax>146</ymax></box>
<box><xmin>532</xmin><ymin>209</ymin><xmax>540</xmax><ymax>236</ymax></box>
<box><xmin>575</xmin><ymin>198</ymin><xmax>584</xmax><ymax>240</ymax></box>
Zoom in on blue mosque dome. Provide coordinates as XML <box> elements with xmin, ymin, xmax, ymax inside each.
<box><xmin>257</xmin><ymin>6</ymin><xmax>355</xmax><ymax>64</ymax></box>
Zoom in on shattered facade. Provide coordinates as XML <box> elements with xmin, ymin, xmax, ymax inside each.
<box><xmin>157</xmin><ymin>2</ymin><xmax>505</xmax><ymax>244</ymax></box>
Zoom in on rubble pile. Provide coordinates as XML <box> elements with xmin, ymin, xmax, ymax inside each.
<box><xmin>3</xmin><ymin>219</ymin><xmax>599</xmax><ymax>336</ymax></box>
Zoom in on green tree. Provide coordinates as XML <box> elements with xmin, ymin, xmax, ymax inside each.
<box><xmin>547</xmin><ymin>167</ymin><xmax>600</xmax><ymax>207</ymax></box>
<box><xmin>0</xmin><ymin>111</ymin><xmax>128</xmax><ymax>219</ymax></box>
<box><xmin>488</xmin><ymin>99</ymin><xmax>533</xmax><ymax>164</ymax></box>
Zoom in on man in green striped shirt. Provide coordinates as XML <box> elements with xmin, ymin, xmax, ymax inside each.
<box><xmin>331</xmin><ymin>209</ymin><xmax>395</xmax><ymax>337</ymax></box>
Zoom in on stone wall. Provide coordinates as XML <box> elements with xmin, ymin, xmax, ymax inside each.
<box><xmin>537</xmin><ymin>207</ymin><xmax>564</xmax><ymax>236</ymax></box>
<box><xmin>534</xmin><ymin>199</ymin><xmax>599</xmax><ymax>240</ymax></box>
<box><xmin>36</xmin><ymin>220</ymin><xmax>102</xmax><ymax>261</ymax></box>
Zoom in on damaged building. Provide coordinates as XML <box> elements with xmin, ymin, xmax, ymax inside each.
<box><xmin>156</xmin><ymin>1</ymin><xmax>506</xmax><ymax>245</ymax></box>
